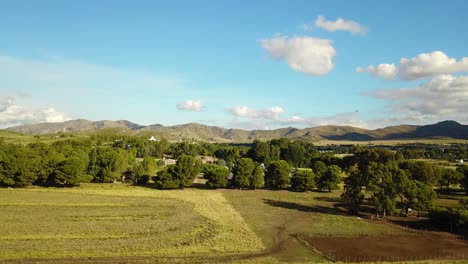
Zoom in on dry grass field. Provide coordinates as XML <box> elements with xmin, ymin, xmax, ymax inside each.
<box><xmin>1</xmin><ymin>184</ymin><xmax>468</xmax><ymax>263</ymax></box>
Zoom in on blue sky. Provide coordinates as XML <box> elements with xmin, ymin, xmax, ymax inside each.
<box><xmin>1</xmin><ymin>0</ymin><xmax>467</xmax><ymax>129</ymax></box>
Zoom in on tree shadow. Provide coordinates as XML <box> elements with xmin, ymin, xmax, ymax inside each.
<box><xmin>387</xmin><ymin>217</ymin><xmax>442</xmax><ymax>232</ymax></box>
<box><xmin>263</xmin><ymin>199</ymin><xmax>347</xmax><ymax>215</ymax></box>
<box><xmin>313</xmin><ymin>196</ymin><xmax>342</xmax><ymax>203</ymax></box>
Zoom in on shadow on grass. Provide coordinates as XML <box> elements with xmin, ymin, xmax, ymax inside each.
<box><xmin>313</xmin><ymin>196</ymin><xmax>342</xmax><ymax>203</ymax></box>
<box><xmin>263</xmin><ymin>199</ymin><xmax>347</xmax><ymax>215</ymax></box>
<box><xmin>388</xmin><ymin>217</ymin><xmax>442</xmax><ymax>232</ymax></box>
<box><xmin>134</xmin><ymin>182</ymin><xmax>213</xmax><ymax>190</ymax></box>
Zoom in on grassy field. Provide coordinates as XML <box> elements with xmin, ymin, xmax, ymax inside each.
<box><xmin>1</xmin><ymin>184</ymin><xmax>468</xmax><ymax>263</ymax></box>
<box><xmin>0</xmin><ymin>184</ymin><xmax>265</xmax><ymax>262</ymax></box>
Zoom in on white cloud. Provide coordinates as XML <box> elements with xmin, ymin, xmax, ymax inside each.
<box><xmin>357</xmin><ymin>51</ymin><xmax>468</xmax><ymax>80</ymax></box>
<box><xmin>176</xmin><ymin>100</ymin><xmax>203</xmax><ymax>112</ymax></box>
<box><xmin>261</xmin><ymin>35</ymin><xmax>336</xmax><ymax>76</ymax></box>
<box><xmin>356</xmin><ymin>64</ymin><xmax>398</xmax><ymax>80</ymax></box>
<box><xmin>285</xmin><ymin>115</ymin><xmax>305</xmax><ymax>123</ymax></box>
<box><xmin>363</xmin><ymin>74</ymin><xmax>468</xmax><ymax>125</ymax></box>
<box><xmin>314</xmin><ymin>15</ymin><xmax>368</xmax><ymax>35</ymax></box>
<box><xmin>0</xmin><ymin>97</ymin><xmax>71</xmax><ymax>128</ymax></box>
<box><xmin>399</xmin><ymin>51</ymin><xmax>468</xmax><ymax>80</ymax></box>
<box><xmin>226</xmin><ymin>106</ymin><xmax>285</xmax><ymax>120</ymax></box>
<box><xmin>226</xmin><ymin>105</ymin><xmax>368</xmax><ymax>130</ymax></box>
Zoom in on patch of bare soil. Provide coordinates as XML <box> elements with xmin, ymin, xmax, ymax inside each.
<box><xmin>305</xmin><ymin>231</ymin><xmax>468</xmax><ymax>262</ymax></box>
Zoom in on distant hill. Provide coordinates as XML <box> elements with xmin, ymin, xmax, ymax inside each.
<box><xmin>4</xmin><ymin>119</ymin><xmax>468</xmax><ymax>143</ymax></box>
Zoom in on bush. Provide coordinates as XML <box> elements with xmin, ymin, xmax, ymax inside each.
<box><xmin>429</xmin><ymin>207</ymin><xmax>468</xmax><ymax>235</ymax></box>
<box><xmin>204</xmin><ymin>165</ymin><xmax>229</xmax><ymax>189</ymax></box>
<box><xmin>153</xmin><ymin>170</ymin><xmax>181</xmax><ymax>189</ymax></box>
<box><xmin>291</xmin><ymin>169</ymin><xmax>315</xmax><ymax>192</ymax></box>
<box><xmin>265</xmin><ymin>160</ymin><xmax>291</xmax><ymax>190</ymax></box>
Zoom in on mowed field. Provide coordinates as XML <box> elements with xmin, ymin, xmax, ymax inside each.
<box><xmin>1</xmin><ymin>184</ymin><xmax>468</xmax><ymax>263</ymax></box>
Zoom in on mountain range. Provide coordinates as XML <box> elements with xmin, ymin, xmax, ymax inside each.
<box><xmin>4</xmin><ymin>119</ymin><xmax>468</xmax><ymax>143</ymax></box>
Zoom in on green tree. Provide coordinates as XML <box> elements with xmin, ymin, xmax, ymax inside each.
<box><xmin>311</xmin><ymin>161</ymin><xmax>328</xmax><ymax>183</ymax></box>
<box><xmin>402</xmin><ymin>180</ymin><xmax>436</xmax><ymax>216</ymax></box>
<box><xmin>132</xmin><ymin>162</ymin><xmax>149</xmax><ymax>184</ymax></box>
<box><xmin>439</xmin><ymin>168</ymin><xmax>464</xmax><ymax>194</ymax></box>
<box><xmin>283</xmin><ymin>141</ymin><xmax>306</xmax><ymax>168</ymax></box>
<box><xmin>52</xmin><ymin>157</ymin><xmax>87</xmax><ymax>186</ymax></box>
<box><xmin>342</xmin><ymin>148</ymin><xmax>407</xmax><ymax>216</ymax></box>
<box><xmin>248</xmin><ymin>140</ymin><xmax>271</xmax><ymax>164</ymax></box>
<box><xmin>232</xmin><ymin>158</ymin><xmax>255</xmax><ymax>189</ymax></box>
<box><xmin>142</xmin><ymin>156</ymin><xmax>157</xmax><ymax>177</ymax></box>
<box><xmin>341</xmin><ymin>168</ymin><xmax>365</xmax><ymax>214</ymax></box>
<box><xmin>153</xmin><ymin>168</ymin><xmax>181</xmax><ymax>189</ymax></box>
<box><xmin>400</xmin><ymin>161</ymin><xmax>441</xmax><ymax>186</ymax></box>
<box><xmin>367</xmin><ymin>162</ymin><xmax>407</xmax><ymax>217</ymax></box>
<box><xmin>214</xmin><ymin>147</ymin><xmax>240</xmax><ymax>169</ymax></box>
<box><xmin>456</xmin><ymin>165</ymin><xmax>468</xmax><ymax>193</ymax></box>
<box><xmin>0</xmin><ymin>144</ymin><xmax>40</xmax><ymax>187</ymax></box>
<box><xmin>250</xmin><ymin>165</ymin><xmax>264</xmax><ymax>189</ymax></box>
<box><xmin>153</xmin><ymin>154</ymin><xmax>204</xmax><ymax>189</ymax></box>
<box><xmin>27</xmin><ymin>143</ymin><xmax>61</xmax><ymax>185</ymax></box>
<box><xmin>151</xmin><ymin>139</ymin><xmax>170</xmax><ymax>158</ymax></box>
<box><xmin>291</xmin><ymin>169</ymin><xmax>315</xmax><ymax>192</ymax></box>
<box><xmin>204</xmin><ymin>165</ymin><xmax>229</xmax><ymax>189</ymax></box>
<box><xmin>318</xmin><ymin>165</ymin><xmax>341</xmax><ymax>192</ymax></box>
<box><xmin>170</xmin><ymin>155</ymin><xmax>202</xmax><ymax>187</ymax></box>
<box><xmin>265</xmin><ymin>160</ymin><xmax>291</xmax><ymax>190</ymax></box>
<box><xmin>88</xmin><ymin>147</ymin><xmax>129</xmax><ymax>183</ymax></box>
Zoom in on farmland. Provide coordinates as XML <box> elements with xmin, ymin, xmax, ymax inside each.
<box><xmin>0</xmin><ymin>184</ymin><xmax>265</xmax><ymax>262</ymax></box>
<box><xmin>1</xmin><ymin>184</ymin><xmax>468</xmax><ymax>263</ymax></box>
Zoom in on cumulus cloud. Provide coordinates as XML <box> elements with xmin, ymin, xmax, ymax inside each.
<box><xmin>314</xmin><ymin>15</ymin><xmax>368</xmax><ymax>35</ymax></box>
<box><xmin>363</xmin><ymin>74</ymin><xmax>468</xmax><ymax>125</ymax></box>
<box><xmin>357</xmin><ymin>51</ymin><xmax>468</xmax><ymax>80</ymax></box>
<box><xmin>356</xmin><ymin>64</ymin><xmax>398</xmax><ymax>80</ymax></box>
<box><xmin>176</xmin><ymin>100</ymin><xmax>203</xmax><ymax>112</ymax></box>
<box><xmin>261</xmin><ymin>35</ymin><xmax>336</xmax><ymax>76</ymax></box>
<box><xmin>226</xmin><ymin>106</ymin><xmax>285</xmax><ymax>120</ymax></box>
<box><xmin>0</xmin><ymin>97</ymin><xmax>71</xmax><ymax>128</ymax></box>
<box><xmin>399</xmin><ymin>51</ymin><xmax>468</xmax><ymax>80</ymax></box>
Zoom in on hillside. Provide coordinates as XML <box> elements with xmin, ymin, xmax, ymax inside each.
<box><xmin>4</xmin><ymin>119</ymin><xmax>468</xmax><ymax>143</ymax></box>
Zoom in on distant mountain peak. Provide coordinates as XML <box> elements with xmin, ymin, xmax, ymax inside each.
<box><xmin>3</xmin><ymin>119</ymin><xmax>467</xmax><ymax>142</ymax></box>
<box><xmin>434</xmin><ymin>120</ymin><xmax>461</xmax><ymax>126</ymax></box>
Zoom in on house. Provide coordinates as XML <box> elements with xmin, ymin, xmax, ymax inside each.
<box><xmin>199</xmin><ymin>156</ymin><xmax>215</xmax><ymax>164</ymax></box>
<box><xmin>458</xmin><ymin>159</ymin><xmax>464</xmax><ymax>164</ymax></box>
<box><xmin>149</xmin><ymin>136</ymin><xmax>157</xmax><ymax>142</ymax></box>
<box><xmin>163</xmin><ymin>157</ymin><xmax>176</xmax><ymax>166</ymax></box>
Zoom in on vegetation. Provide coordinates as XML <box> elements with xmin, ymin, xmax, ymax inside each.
<box><xmin>317</xmin><ymin>165</ymin><xmax>341</xmax><ymax>192</ymax></box>
<box><xmin>341</xmin><ymin>148</ymin><xmax>439</xmax><ymax>217</ymax></box>
<box><xmin>291</xmin><ymin>169</ymin><xmax>315</xmax><ymax>192</ymax></box>
<box><xmin>203</xmin><ymin>164</ymin><xmax>229</xmax><ymax>189</ymax></box>
<box><xmin>456</xmin><ymin>165</ymin><xmax>468</xmax><ymax>193</ymax></box>
<box><xmin>0</xmin><ymin>185</ymin><xmax>264</xmax><ymax>261</ymax></box>
<box><xmin>265</xmin><ymin>160</ymin><xmax>291</xmax><ymax>190</ymax></box>
<box><xmin>153</xmin><ymin>155</ymin><xmax>202</xmax><ymax>189</ymax></box>
<box><xmin>232</xmin><ymin>158</ymin><xmax>255</xmax><ymax>189</ymax></box>
<box><xmin>1</xmin><ymin>132</ymin><xmax>468</xmax><ymax>262</ymax></box>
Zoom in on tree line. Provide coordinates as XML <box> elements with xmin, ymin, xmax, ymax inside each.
<box><xmin>340</xmin><ymin>148</ymin><xmax>468</xmax><ymax>216</ymax></box>
<box><xmin>1</xmin><ymin>137</ymin><xmax>467</xmax><ymax>201</ymax></box>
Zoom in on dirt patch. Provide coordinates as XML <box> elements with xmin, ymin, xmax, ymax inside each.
<box><xmin>305</xmin><ymin>231</ymin><xmax>468</xmax><ymax>262</ymax></box>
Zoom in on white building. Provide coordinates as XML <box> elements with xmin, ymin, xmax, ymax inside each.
<box><xmin>149</xmin><ymin>136</ymin><xmax>157</xmax><ymax>142</ymax></box>
<box><xmin>163</xmin><ymin>157</ymin><xmax>176</xmax><ymax>166</ymax></box>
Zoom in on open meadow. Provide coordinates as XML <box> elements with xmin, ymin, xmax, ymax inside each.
<box><xmin>1</xmin><ymin>184</ymin><xmax>468</xmax><ymax>263</ymax></box>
